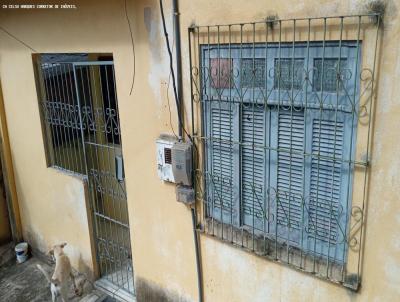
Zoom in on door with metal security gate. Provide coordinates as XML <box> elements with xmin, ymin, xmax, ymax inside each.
<box><xmin>36</xmin><ymin>57</ymin><xmax>134</xmax><ymax>298</ymax></box>
<box><xmin>72</xmin><ymin>61</ymin><xmax>134</xmax><ymax>297</ymax></box>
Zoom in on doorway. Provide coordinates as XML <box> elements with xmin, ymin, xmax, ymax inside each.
<box><xmin>36</xmin><ymin>55</ymin><xmax>134</xmax><ymax>299</ymax></box>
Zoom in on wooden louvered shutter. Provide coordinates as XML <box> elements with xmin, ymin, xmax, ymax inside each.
<box><xmin>241</xmin><ymin>105</ymin><xmax>267</xmax><ymax>232</ymax></box>
<box><xmin>206</xmin><ymin>102</ymin><xmax>239</xmax><ymax>225</ymax></box>
<box><xmin>305</xmin><ymin>110</ymin><xmax>352</xmax><ymax>261</ymax></box>
<box><xmin>270</xmin><ymin>109</ymin><xmax>305</xmax><ymax>244</ymax></box>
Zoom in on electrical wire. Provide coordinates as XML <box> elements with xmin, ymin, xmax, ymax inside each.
<box><xmin>159</xmin><ymin>0</ymin><xmax>188</xmax><ymax>141</ymax></box>
<box><xmin>159</xmin><ymin>0</ymin><xmax>195</xmax><ymax>146</ymax></box>
<box><xmin>167</xmin><ymin>72</ymin><xmax>179</xmax><ymax>139</ymax></box>
<box><xmin>124</xmin><ymin>0</ymin><xmax>136</xmax><ymax>96</ymax></box>
<box><xmin>0</xmin><ymin>25</ymin><xmax>37</xmax><ymax>52</ymax></box>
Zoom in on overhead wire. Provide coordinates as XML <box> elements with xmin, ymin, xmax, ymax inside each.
<box><xmin>0</xmin><ymin>25</ymin><xmax>37</xmax><ymax>52</ymax></box>
<box><xmin>124</xmin><ymin>0</ymin><xmax>136</xmax><ymax>96</ymax></box>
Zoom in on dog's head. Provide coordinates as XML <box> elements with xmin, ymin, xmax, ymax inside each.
<box><xmin>48</xmin><ymin>242</ymin><xmax>67</xmax><ymax>259</ymax></box>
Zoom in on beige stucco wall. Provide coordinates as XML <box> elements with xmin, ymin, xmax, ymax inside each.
<box><xmin>0</xmin><ymin>0</ymin><xmax>400</xmax><ymax>301</ymax></box>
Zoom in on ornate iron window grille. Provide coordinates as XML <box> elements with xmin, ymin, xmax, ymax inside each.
<box><xmin>188</xmin><ymin>14</ymin><xmax>381</xmax><ymax>290</ymax></box>
<box><xmin>35</xmin><ymin>58</ymin><xmax>121</xmax><ymax>175</ymax></box>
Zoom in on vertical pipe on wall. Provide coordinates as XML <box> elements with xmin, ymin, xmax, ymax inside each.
<box><xmin>173</xmin><ymin>1</ymin><xmax>203</xmax><ymax>301</ymax></box>
<box><xmin>172</xmin><ymin>0</ymin><xmax>183</xmax><ymax>138</ymax></box>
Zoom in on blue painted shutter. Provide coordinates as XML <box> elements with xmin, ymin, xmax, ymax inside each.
<box><xmin>241</xmin><ymin>105</ymin><xmax>266</xmax><ymax>231</ymax></box>
<box><xmin>275</xmin><ymin>110</ymin><xmax>305</xmax><ymax>244</ymax></box>
<box><xmin>305</xmin><ymin>112</ymin><xmax>350</xmax><ymax>261</ymax></box>
<box><xmin>207</xmin><ymin>103</ymin><xmax>239</xmax><ymax>225</ymax></box>
<box><xmin>309</xmin><ymin>119</ymin><xmax>343</xmax><ymax>241</ymax></box>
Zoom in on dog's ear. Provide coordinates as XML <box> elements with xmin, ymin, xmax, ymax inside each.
<box><xmin>48</xmin><ymin>248</ymin><xmax>54</xmax><ymax>256</ymax></box>
<box><xmin>60</xmin><ymin>242</ymin><xmax>67</xmax><ymax>248</ymax></box>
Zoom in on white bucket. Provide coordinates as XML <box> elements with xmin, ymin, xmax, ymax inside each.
<box><xmin>15</xmin><ymin>242</ymin><xmax>29</xmax><ymax>263</ymax></box>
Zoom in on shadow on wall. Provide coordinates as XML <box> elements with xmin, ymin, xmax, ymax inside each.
<box><xmin>136</xmin><ymin>277</ymin><xmax>193</xmax><ymax>302</ymax></box>
<box><xmin>0</xmin><ymin>160</ymin><xmax>11</xmax><ymax>243</ymax></box>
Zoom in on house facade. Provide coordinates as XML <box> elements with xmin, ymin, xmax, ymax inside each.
<box><xmin>0</xmin><ymin>0</ymin><xmax>399</xmax><ymax>301</ymax></box>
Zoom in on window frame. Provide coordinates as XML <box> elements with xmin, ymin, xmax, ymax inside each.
<box><xmin>203</xmin><ymin>41</ymin><xmax>361</xmax><ymax>112</ymax></box>
<box><xmin>201</xmin><ymin>41</ymin><xmax>360</xmax><ymax>263</ymax></box>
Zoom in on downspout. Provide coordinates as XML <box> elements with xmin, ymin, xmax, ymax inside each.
<box><xmin>191</xmin><ymin>207</ymin><xmax>203</xmax><ymax>302</ymax></box>
<box><xmin>172</xmin><ymin>0</ymin><xmax>183</xmax><ymax>138</ymax></box>
<box><xmin>172</xmin><ymin>1</ymin><xmax>203</xmax><ymax>301</ymax></box>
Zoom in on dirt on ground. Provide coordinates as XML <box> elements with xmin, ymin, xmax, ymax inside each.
<box><xmin>0</xmin><ymin>254</ymin><xmax>110</xmax><ymax>302</ymax></box>
<box><xmin>0</xmin><ymin>257</ymin><xmax>54</xmax><ymax>302</ymax></box>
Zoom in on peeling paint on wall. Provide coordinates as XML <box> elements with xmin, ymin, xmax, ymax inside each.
<box><xmin>144</xmin><ymin>5</ymin><xmax>170</xmax><ymax>110</ymax></box>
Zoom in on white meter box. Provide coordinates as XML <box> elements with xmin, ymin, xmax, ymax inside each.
<box><xmin>156</xmin><ymin>134</ymin><xmax>193</xmax><ymax>186</ymax></box>
<box><xmin>156</xmin><ymin>135</ymin><xmax>177</xmax><ymax>183</ymax></box>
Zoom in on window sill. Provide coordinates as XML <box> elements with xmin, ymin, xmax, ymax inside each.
<box><xmin>198</xmin><ymin>217</ymin><xmax>359</xmax><ymax>291</ymax></box>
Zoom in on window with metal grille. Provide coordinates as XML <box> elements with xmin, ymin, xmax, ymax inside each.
<box><xmin>203</xmin><ymin>42</ymin><xmax>358</xmax><ymax>258</ymax></box>
<box><xmin>189</xmin><ymin>14</ymin><xmax>381</xmax><ymax>290</ymax></box>
<box><xmin>34</xmin><ymin>54</ymin><xmax>120</xmax><ymax>174</ymax></box>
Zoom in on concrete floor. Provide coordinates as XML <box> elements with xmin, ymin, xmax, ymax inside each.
<box><xmin>0</xmin><ymin>250</ymin><xmax>112</xmax><ymax>302</ymax></box>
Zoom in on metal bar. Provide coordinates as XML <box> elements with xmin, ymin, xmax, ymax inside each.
<box><xmin>98</xmin><ymin>64</ymin><xmax>117</xmax><ymax>286</ymax></box>
<box><xmin>45</xmin><ymin>65</ymin><xmax>63</xmax><ymax>166</ymax></box>
<box><xmin>66</xmin><ymin>64</ymin><xmax>84</xmax><ymax>174</ymax></box>
<box><xmin>207</xmin><ymin>26</ymin><xmax>215</xmax><ymax>237</ymax></box>
<box><xmin>73</xmin><ymin>61</ymin><xmax>114</xmax><ymax>66</ymax></box>
<box><xmin>239</xmin><ymin>23</ymin><xmax>244</xmax><ymax>248</ymax></box>
<box><xmin>286</xmin><ymin>19</ymin><xmax>296</xmax><ymax>263</ymax></box>
<box><xmin>94</xmin><ymin>212</ymin><xmax>129</xmax><ymax>229</ymax></box>
<box><xmin>357</xmin><ymin>14</ymin><xmax>381</xmax><ymax>285</ymax></box>
<box><xmin>105</xmin><ymin>66</ymin><xmax>125</xmax><ymax>288</ymax></box>
<box><xmin>188</xmin><ymin>27</ymin><xmax>196</xmax><ymax>187</ymax></box>
<box><xmin>341</xmin><ymin>14</ymin><xmax>362</xmax><ymax>283</ymax></box>
<box><xmin>200</xmin><ymin>97</ymin><xmax>357</xmax><ymax>113</ymax></box>
<box><xmin>251</xmin><ymin>22</ymin><xmax>256</xmax><ymax>252</ymax></box>
<box><xmin>228</xmin><ymin>24</ymin><xmax>234</xmax><ymax>244</ymax></box>
<box><xmin>190</xmin><ymin>13</ymin><xmax>381</xmax><ymax>28</ymax></box>
<box><xmin>61</xmin><ymin>63</ymin><xmax>80</xmax><ymax>172</ymax></box>
<box><xmin>40</xmin><ymin>65</ymin><xmax>58</xmax><ymax>166</ymax></box>
<box><xmin>87</xmin><ymin>65</ymin><xmax>107</xmax><ymax>280</ymax></box>
<box><xmin>217</xmin><ymin>25</ymin><xmax>223</xmax><ymax>240</ymax></box>
<box><xmin>275</xmin><ymin>19</ymin><xmax>282</xmax><ymax>260</ymax></box>
<box><xmin>74</xmin><ymin>66</ymin><xmax>89</xmax><ymax>176</ymax></box>
<box><xmin>264</xmin><ymin>20</ymin><xmax>269</xmax><ymax>255</ymax></box>
<box><xmin>326</xmin><ymin>16</ymin><xmax>344</xmax><ymax>277</ymax></box>
<box><xmin>80</xmin><ymin>65</ymin><xmax>110</xmax><ymax>285</ymax></box>
<box><xmin>173</xmin><ymin>0</ymin><xmax>184</xmax><ymax>138</ymax></box>
<box><xmin>106</xmin><ymin>63</ymin><xmax>127</xmax><ymax>291</ymax></box>
<box><xmin>312</xmin><ymin>17</ymin><xmax>327</xmax><ymax>273</ymax></box>
<box><xmin>195</xmin><ymin>135</ymin><xmax>367</xmax><ymax>166</ymax></box>
<box><xmin>54</xmin><ymin>64</ymin><xmax>72</xmax><ymax>170</ymax></box>
<box><xmin>112</xmin><ymin>63</ymin><xmax>134</xmax><ymax>292</ymax></box>
<box><xmin>48</xmin><ymin>63</ymin><xmax>66</xmax><ymax>167</ymax></box>
<box><xmin>300</xmin><ymin>18</ymin><xmax>311</xmax><ymax>269</ymax></box>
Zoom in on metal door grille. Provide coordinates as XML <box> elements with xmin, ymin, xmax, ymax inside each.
<box><xmin>188</xmin><ymin>14</ymin><xmax>382</xmax><ymax>290</ymax></box>
<box><xmin>36</xmin><ymin>57</ymin><xmax>134</xmax><ymax>296</ymax></box>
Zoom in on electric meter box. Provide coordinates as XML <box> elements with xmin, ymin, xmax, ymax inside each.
<box><xmin>171</xmin><ymin>141</ymin><xmax>192</xmax><ymax>186</ymax></box>
<box><xmin>156</xmin><ymin>135</ymin><xmax>177</xmax><ymax>183</ymax></box>
<box><xmin>156</xmin><ymin>135</ymin><xmax>193</xmax><ymax>186</ymax></box>
<box><xmin>176</xmin><ymin>185</ymin><xmax>195</xmax><ymax>205</ymax></box>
